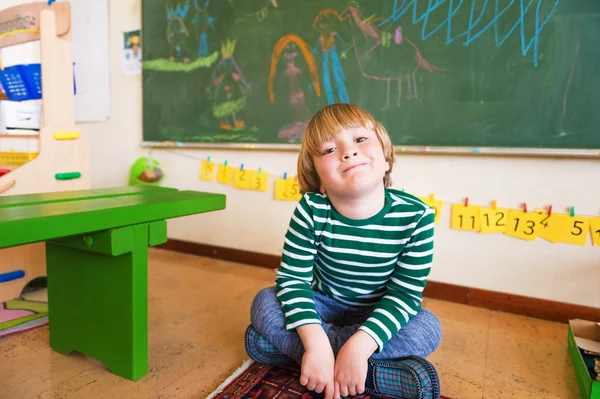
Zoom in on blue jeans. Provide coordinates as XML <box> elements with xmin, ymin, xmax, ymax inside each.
<box><xmin>249</xmin><ymin>287</ymin><xmax>442</xmax><ymax>365</ymax></box>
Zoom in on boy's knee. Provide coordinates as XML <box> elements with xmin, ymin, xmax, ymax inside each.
<box><xmin>419</xmin><ymin>308</ymin><xmax>442</xmax><ymax>350</ymax></box>
<box><xmin>250</xmin><ymin>287</ymin><xmax>281</xmax><ymax>329</ymax></box>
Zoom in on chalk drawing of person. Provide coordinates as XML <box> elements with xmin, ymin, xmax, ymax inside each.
<box><xmin>312</xmin><ymin>9</ymin><xmax>350</xmax><ymax>105</ymax></box>
<box><xmin>268</xmin><ymin>34</ymin><xmax>321</xmax><ymax>142</ymax></box>
<box><xmin>166</xmin><ymin>1</ymin><xmax>191</xmax><ymax>62</ymax></box>
<box><xmin>208</xmin><ymin>39</ymin><xmax>251</xmax><ymax>131</ymax></box>
<box><xmin>191</xmin><ymin>0</ymin><xmax>215</xmax><ymax>57</ymax></box>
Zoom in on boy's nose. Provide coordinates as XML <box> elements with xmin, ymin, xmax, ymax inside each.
<box><xmin>342</xmin><ymin>151</ymin><xmax>358</xmax><ymax>160</ymax></box>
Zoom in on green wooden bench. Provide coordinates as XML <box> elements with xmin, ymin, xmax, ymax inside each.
<box><xmin>0</xmin><ymin>186</ymin><xmax>225</xmax><ymax>381</ymax></box>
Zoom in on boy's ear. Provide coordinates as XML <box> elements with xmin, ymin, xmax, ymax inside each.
<box><xmin>320</xmin><ymin>185</ymin><xmax>327</xmax><ymax>194</ymax></box>
<box><xmin>385</xmin><ymin>161</ymin><xmax>390</xmax><ymax>172</ymax></box>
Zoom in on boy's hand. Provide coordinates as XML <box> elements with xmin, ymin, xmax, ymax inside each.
<box><xmin>334</xmin><ymin>330</ymin><xmax>379</xmax><ymax>397</ymax></box>
<box><xmin>297</xmin><ymin>324</ymin><xmax>336</xmax><ymax>399</ymax></box>
<box><xmin>300</xmin><ymin>346</ymin><xmax>336</xmax><ymax>398</ymax></box>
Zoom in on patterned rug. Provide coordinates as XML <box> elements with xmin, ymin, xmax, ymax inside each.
<box><xmin>207</xmin><ymin>360</ymin><xmax>451</xmax><ymax>399</ymax></box>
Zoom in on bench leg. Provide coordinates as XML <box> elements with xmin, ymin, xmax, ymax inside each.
<box><xmin>46</xmin><ymin>224</ymin><xmax>149</xmax><ymax>381</ymax></box>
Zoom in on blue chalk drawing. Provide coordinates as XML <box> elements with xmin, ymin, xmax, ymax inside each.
<box><xmin>312</xmin><ymin>10</ymin><xmax>350</xmax><ymax>104</ymax></box>
<box><xmin>377</xmin><ymin>0</ymin><xmax>561</xmax><ymax>67</ymax></box>
<box><xmin>192</xmin><ymin>0</ymin><xmax>215</xmax><ymax>57</ymax></box>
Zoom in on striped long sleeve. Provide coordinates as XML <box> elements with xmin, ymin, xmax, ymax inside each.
<box><xmin>358</xmin><ymin>206</ymin><xmax>435</xmax><ymax>352</ymax></box>
<box><xmin>273</xmin><ymin>189</ymin><xmax>436</xmax><ymax>348</ymax></box>
<box><xmin>275</xmin><ymin>196</ymin><xmax>321</xmax><ymax>330</ymax></box>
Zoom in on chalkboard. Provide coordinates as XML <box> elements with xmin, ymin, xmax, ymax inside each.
<box><xmin>142</xmin><ymin>0</ymin><xmax>600</xmax><ymax>152</ymax></box>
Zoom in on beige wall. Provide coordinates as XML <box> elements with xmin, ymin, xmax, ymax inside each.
<box><xmin>11</xmin><ymin>1</ymin><xmax>600</xmax><ymax>308</ymax></box>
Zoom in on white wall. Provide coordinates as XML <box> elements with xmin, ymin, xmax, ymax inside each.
<box><xmin>8</xmin><ymin>1</ymin><xmax>599</xmax><ymax>308</ymax></box>
<box><xmin>153</xmin><ymin>151</ymin><xmax>600</xmax><ymax>309</ymax></box>
<box><xmin>82</xmin><ymin>0</ymin><xmax>142</xmax><ymax>187</ymax></box>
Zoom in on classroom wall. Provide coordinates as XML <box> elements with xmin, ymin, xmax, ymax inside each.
<box><xmin>154</xmin><ymin>151</ymin><xmax>600</xmax><ymax>310</ymax></box>
<box><xmin>98</xmin><ymin>0</ymin><xmax>599</xmax><ymax>309</ymax></box>
<box><xmin>7</xmin><ymin>0</ymin><xmax>599</xmax><ymax>309</ymax></box>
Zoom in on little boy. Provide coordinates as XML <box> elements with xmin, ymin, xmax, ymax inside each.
<box><xmin>245</xmin><ymin>104</ymin><xmax>442</xmax><ymax>399</ymax></box>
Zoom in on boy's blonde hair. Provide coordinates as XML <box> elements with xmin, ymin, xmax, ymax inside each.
<box><xmin>297</xmin><ymin>104</ymin><xmax>395</xmax><ymax>194</ymax></box>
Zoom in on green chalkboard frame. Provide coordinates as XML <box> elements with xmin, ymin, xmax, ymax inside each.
<box><xmin>141</xmin><ymin>0</ymin><xmax>600</xmax><ymax>157</ymax></box>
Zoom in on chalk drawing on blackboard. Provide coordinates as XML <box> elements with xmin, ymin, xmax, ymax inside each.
<box><xmin>312</xmin><ymin>9</ymin><xmax>350</xmax><ymax>105</ymax></box>
<box><xmin>342</xmin><ymin>6</ymin><xmax>445</xmax><ymax>111</ymax></box>
<box><xmin>269</xmin><ymin>34</ymin><xmax>321</xmax><ymax>143</ymax></box>
<box><xmin>166</xmin><ymin>1</ymin><xmax>192</xmax><ymax>62</ymax></box>
<box><xmin>207</xmin><ymin>39</ymin><xmax>251</xmax><ymax>131</ymax></box>
<box><xmin>377</xmin><ymin>0</ymin><xmax>561</xmax><ymax>67</ymax></box>
<box><xmin>143</xmin><ymin>1</ymin><xmax>219</xmax><ymax>72</ymax></box>
<box><xmin>142</xmin><ymin>52</ymin><xmax>219</xmax><ymax>72</ymax></box>
<box><xmin>243</xmin><ymin>0</ymin><xmax>278</xmax><ymax>22</ymax></box>
<box><xmin>562</xmin><ymin>36</ymin><xmax>581</xmax><ymax>117</ymax></box>
<box><xmin>192</xmin><ymin>0</ymin><xmax>214</xmax><ymax>57</ymax></box>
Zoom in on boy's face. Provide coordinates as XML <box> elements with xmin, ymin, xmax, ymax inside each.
<box><xmin>313</xmin><ymin>126</ymin><xmax>389</xmax><ymax>197</ymax></box>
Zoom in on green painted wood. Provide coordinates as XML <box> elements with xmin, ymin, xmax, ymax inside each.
<box><xmin>0</xmin><ymin>190</ymin><xmax>226</xmax><ymax>249</ymax></box>
<box><xmin>46</xmin><ymin>223</ymin><xmax>149</xmax><ymax>381</ymax></box>
<box><xmin>0</xmin><ymin>186</ymin><xmax>225</xmax><ymax>381</ymax></box>
<box><xmin>48</xmin><ymin>227</ymin><xmax>135</xmax><ymax>257</ymax></box>
<box><xmin>55</xmin><ymin>172</ymin><xmax>82</xmax><ymax>180</ymax></box>
<box><xmin>0</xmin><ymin>186</ymin><xmax>177</xmax><ymax>209</ymax></box>
<box><xmin>148</xmin><ymin>220</ymin><xmax>167</xmax><ymax>247</ymax></box>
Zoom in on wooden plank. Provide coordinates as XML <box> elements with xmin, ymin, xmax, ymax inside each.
<box><xmin>0</xmin><ymin>180</ymin><xmax>16</xmax><ymax>194</ymax></box>
<box><xmin>0</xmin><ymin>186</ymin><xmax>176</xmax><ymax>208</ymax></box>
<box><xmin>0</xmin><ymin>2</ymin><xmax>70</xmax><ymax>48</ymax></box>
<box><xmin>0</xmin><ymin>133</ymin><xmax>39</xmax><ymax>138</ymax></box>
<box><xmin>48</xmin><ymin>226</ymin><xmax>135</xmax><ymax>257</ymax></box>
<box><xmin>40</xmin><ymin>8</ymin><xmax>74</xmax><ymax>126</ymax></box>
<box><xmin>0</xmin><ymin>190</ymin><xmax>226</xmax><ymax>249</ymax></box>
<box><xmin>148</xmin><ymin>220</ymin><xmax>167</xmax><ymax>247</ymax></box>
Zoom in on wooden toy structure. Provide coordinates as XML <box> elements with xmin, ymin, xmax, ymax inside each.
<box><xmin>0</xmin><ymin>2</ymin><xmax>89</xmax><ymax>303</ymax></box>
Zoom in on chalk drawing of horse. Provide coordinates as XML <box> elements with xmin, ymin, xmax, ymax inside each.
<box><xmin>340</xmin><ymin>6</ymin><xmax>445</xmax><ymax>110</ymax></box>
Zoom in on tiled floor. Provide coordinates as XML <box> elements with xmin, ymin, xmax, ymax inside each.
<box><xmin>0</xmin><ymin>248</ymin><xmax>581</xmax><ymax>398</ymax></box>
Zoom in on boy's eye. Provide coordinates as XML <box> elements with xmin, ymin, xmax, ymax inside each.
<box><xmin>321</xmin><ymin>147</ymin><xmax>336</xmax><ymax>155</ymax></box>
<box><xmin>355</xmin><ymin>136</ymin><xmax>368</xmax><ymax>143</ymax></box>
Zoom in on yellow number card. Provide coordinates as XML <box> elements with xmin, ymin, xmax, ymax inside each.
<box><xmin>451</xmin><ymin>204</ymin><xmax>481</xmax><ymax>232</ymax></box>
<box><xmin>216</xmin><ymin>163</ymin><xmax>233</xmax><ymax>185</ymax></box>
<box><xmin>560</xmin><ymin>215</ymin><xmax>590</xmax><ymax>246</ymax></box>
<box><xmin>419</xmin><ymin>195</ymin><xmax>443</xmax><ymax>225</ymax></box>
<box><xmin>285</xmin><ymin>176</ymin><xmax>302</xmax><ymax>201</ymax></box>
<box><xmin>233</xmin><ymin>168</ymin><xmax>251</xmax><ymax>189</ymax></box>
<box><xmin>535</xmin><ymin>212</ymin><xmax>568</xmax><ymax>243</ymax></box>
<box><xmin>275</xmin><ymin>177</ymin><xmax>302</xmax><ymax>201</ymax></box>
<box><xmin>199</xmin><ymin>160</ymin><xmax>215</xmax><ymax>181</ymax></box>
<box><xmin>250</xmin><ymin>170</ymin><xmax>269</xmax><ymax>192</ymax></box>
<box><xmin>504</xmin><ymin>210</ymin><xmax>541</xmax><ymax>241</ymax></box>
<box><xmin>479</xmin><ymin>207</ymin><xmax>509</xmax><ymax>233</ymax></box>
<box><xmin>590</xmin><ymin>217</ymin><xmax>600</xmax><ymax>247</ymax></box>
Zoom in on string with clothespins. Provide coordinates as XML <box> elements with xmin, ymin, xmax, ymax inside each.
<box><xmin>163</xmin><ymin>148</ymin><xmax>295</xmax><ymax>180</ymax></box>
<box><xmin>151</xmin><ymin>148</ymin><xmax>600</xmax><ymax>217</ymax></box>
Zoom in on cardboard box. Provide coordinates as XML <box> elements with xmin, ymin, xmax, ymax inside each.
<box><xmin>569</xmin><ymin>319</ymin><xmax>600</xmax><ymax>399</ymax></box>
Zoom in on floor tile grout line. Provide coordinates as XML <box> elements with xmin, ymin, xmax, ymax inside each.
<box><xmin>480</xmin><ymin>310</ymin><xmax>493</xmax><ymax>399</ymax></box>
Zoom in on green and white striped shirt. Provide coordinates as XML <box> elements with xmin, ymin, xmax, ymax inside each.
<box><xmin>275</xmin><ymin>188</ymin><xmax>435</xmax><ymax>352</ymax></box>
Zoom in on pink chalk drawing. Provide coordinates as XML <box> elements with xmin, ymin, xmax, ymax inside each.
<box><xmin>340</xmin><ymin>6</ymin><xmax>446</xmax><ymax>111</ymax></box>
